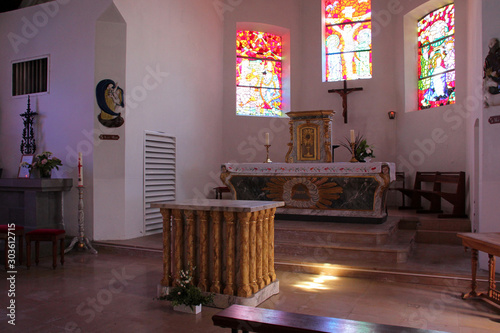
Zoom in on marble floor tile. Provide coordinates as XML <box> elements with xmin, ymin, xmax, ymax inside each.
<box><xmin>1</xmin><ymin>250</ymin><xmax>499</xmax><ymax>332</ymax></box>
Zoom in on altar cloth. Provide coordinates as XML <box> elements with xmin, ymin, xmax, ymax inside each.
<box><xmin>221</xmin><ymin>162</ymin><xmax>396</xmax><ymax>223</ymax></box>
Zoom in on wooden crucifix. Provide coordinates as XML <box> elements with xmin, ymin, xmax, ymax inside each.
<box><xmin>328</xmin><ymin>80</ymin><xmax>363</xmax><ymax>123</ymax></box>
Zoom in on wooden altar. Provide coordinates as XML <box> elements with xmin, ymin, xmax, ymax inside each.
<box><xmin>221</xmin><ymin>162</ymin><xmax>395</xmax><ymax>223</ymax></box>
<box><xmin>151</xmin><ymin>199</ymin><xmax>285</xmax><ymax>307</ymax></box>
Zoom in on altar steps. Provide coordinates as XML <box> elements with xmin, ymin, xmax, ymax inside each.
<box><xmin>398</xmin><ymin>215</ymin><xmax>471</xmax><ymax>245</ymax></box>
<box><xmin>274</xmin><ymin>217</ymin><xmax>415</xmax><ymax>265</ymax></box>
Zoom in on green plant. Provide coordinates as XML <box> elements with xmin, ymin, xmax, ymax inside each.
<box><xmin>158</xmin><ymin>267</ymin><xmax>213</xmax><ymax>310</ymax></box>
<box><xmin>340</xmin><ymin>134</ymin><xmax>375</xmax><ymax>162</ymax></box>
<box><xmin>21</xmin><ymin>151</ymin><xmax>62</xmax><ymax>176</ymax></box>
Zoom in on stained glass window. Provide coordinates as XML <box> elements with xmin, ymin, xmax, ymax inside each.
<box><xmin>417</xmin><ymin>4</ymin><xmax>455</xmax><ymax>110</ymax></box>
<box><xmin>236</xmin><ymin>30</ymin><xmax>283</xmax><ymax>117</ymax></box>
<box><xmin>324</xmin><ymin>0</ymin><xmax>372</xmax><ymax>82</ymax></box>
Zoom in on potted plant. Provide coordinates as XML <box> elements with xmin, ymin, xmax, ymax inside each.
<box><xmin>159</xmin><ymin>267</ymin><xmax>213</xmax><ymax>314</ymax></box>
<box><xmin>21</xmin><ymin>151</ymin><xmax>62</xmax><ymax>178</ymax></box>
<box><xmin>340</xmin><ymin>134</ymin><xmax>375</xmax><ymax>162</ymax></box>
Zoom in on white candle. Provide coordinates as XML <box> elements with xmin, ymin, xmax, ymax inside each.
<box><xmin>350</xmin><ymin>130</ymin><xmax>355</xmax><ymax>143</ymax></box>
<box><xmin>78</xmin><ymin>152</ymin><xmax>83</xmax><ymax>187</ymax></box>
<box><xmin>265</xmin><ymin>132</ymin><xmax>270</xmax><ymax>145</ymax></box>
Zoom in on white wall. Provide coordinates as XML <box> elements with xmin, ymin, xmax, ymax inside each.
<box><xmin>221</xmin><ymin>0</ymin><xmax>401</xmax><ymax>167</ymax></box>
<box><xmin>93</xmin><ymin>3</ymin><xmax>127</xmax><ymax>240</ymax></box>
<box><xmin>112</xmin><ymin>0</ymin><xmax>225</xmax><ymax>239</ymax></box>
<box><xmin>0</xmin><ymin>0</ymin><xmax>225</xmax><ymax>241</ymax></box>
<box><xmin>480</xmin><ymin>0</ymin><xmax>500</xmax><ymax>236</ymax></box>
<box><xmin>0</xmin><ymin>0</ymin><xmax>113</xmax><ymax>237</ymax></box>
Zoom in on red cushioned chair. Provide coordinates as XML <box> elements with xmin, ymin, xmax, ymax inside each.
<box><xmin>26</xmin><ymin>229</ymin><xmax>65</xmax><ymax>269</ymax></box>
<box><xmin>0</xmin><ymin>225</ymin><xmax>25</xmax><ymax>270</ymax></box>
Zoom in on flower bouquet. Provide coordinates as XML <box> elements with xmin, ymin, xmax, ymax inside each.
<box><xmin>340</xmin><ymin>134</ymin><xmax>375</xmax><ymax>162</ymax></box>
<box><xmin>158</xmin><ymin>267</ymin><xmax>213</xmax><ymax>314</ymax></box>
<box><xmin>20</xmin><ymin>151</ymin><xmax>62</xmax><ymax>178</ymax></box>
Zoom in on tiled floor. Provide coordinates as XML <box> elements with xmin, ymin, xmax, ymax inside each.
<box><xmin>1</xmin><ymin>248</ymin><xmax>500</xmax><ymax>333</ymax></box>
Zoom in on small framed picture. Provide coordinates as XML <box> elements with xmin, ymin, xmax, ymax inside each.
<box><xmin>18</xmin><ymin>154</ymin><xmax>34</xmax><ymax>178</ymax></box>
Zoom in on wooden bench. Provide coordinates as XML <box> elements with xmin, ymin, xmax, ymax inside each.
<box><xmin>394</xmin><ymin>171</ymin><xmax>466</xmax><ymax>218</ymax></box>
<box><xmin>212</xmin><ymin>304</ymin><xmax>446</xmax><ymax>333</ymax></box>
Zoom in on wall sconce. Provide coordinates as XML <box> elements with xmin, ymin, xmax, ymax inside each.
<box><xmin>388</xmin><ymin>111</ymin><xmax>396</xmax><ymax>119</ymax></box>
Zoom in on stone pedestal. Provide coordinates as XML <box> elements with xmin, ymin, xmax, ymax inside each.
<box><xmin>152</xmin><ymin>199</ymin><xmax>284</xmax><ymax>307</ymax></box>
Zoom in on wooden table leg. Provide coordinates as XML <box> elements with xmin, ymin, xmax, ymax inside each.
<box><xmin>489</xmin><ymin>254</ymin><xmax>496</xmax><ymax>298</ymax></box>
<box><xmin>463</xmin><ymin>248</ymin><xmax>479</xmax><ymax>299</ymax></box>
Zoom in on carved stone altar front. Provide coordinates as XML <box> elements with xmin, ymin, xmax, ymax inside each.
<box><xmin>221</xmin><ymin>162</ymin><xmax>395</xmax><ymax>223</ymax></box>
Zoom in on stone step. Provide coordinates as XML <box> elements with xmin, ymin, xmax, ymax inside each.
<box><xmin>399</xmin><ymin>216</ymin><xmax>471</xmax><ymax>232</ymax></box>
<box><xmin>275</xmin><ymin>217</ymin><xmax>400</xmax><ymax>246</ymax></box>
<box><xmin>275</xmin><ymin>229</ymin><xmax>416</xmax><ymax>264</ymax></box>
<box><xmin>415</xmin><ymin>230</ymin><xmax>463</xmax><ymax>245</ymax></box>
<box><xmin>396</xmin><ymin>214</ymin><xmax>470</xmax><ymax>245</ymax></box>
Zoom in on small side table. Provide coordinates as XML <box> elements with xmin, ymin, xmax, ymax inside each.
<box><xmin>458</xmin><ymin>232</ymin><xmax>500</xmax><ymax>306</ymax></box>
<box><xmin>214</xmin><ymin>186</ymin><xmax>230</xmax><ymax>199</ymax></box>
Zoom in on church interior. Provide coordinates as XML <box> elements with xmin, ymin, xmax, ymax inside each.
<box><xmin>1</xmin><ymin>0</ymin><xmax>500</xmax><ymax>332</ymax></box>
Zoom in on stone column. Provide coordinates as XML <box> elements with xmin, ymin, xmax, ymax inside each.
<box><xmin>237</xmin><ymin>212</ymin><xmax>252</xmax><ymax>297</ymax></box>
<box><xmin>249</xmin><ymin>211</ymin><xmax>258</xmax><ymax>293</ymax></box>
<box><xmin>197</xmin><ymin>211</ymin><xmax>208</xmax><ymax>291</ymax></box>
<box><xmin>160</xmin><ymin>208</ymin><xmax>171</xmax><ymax>286</ymax></box>
<box><xmin>223</xmin><ymin>211</ymin><xmax>235</xmax><ymax>295</ymax></box>
<box><xmin>172</xmin><ymin>209</ymin><xmax>183</xmax><ymax>285</ymax></box>
<box><xmin>210</xmin><ymin>211</ymin><xmax>222</xmax><ymax>293</ymax></box>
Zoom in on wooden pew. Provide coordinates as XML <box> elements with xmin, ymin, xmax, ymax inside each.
<box><xmin>212</xmin><ymin>304</ymin><xmax>446</xmax><ymax>333</ymax></box>
<box><xmin>394</xmin><ymin>171</ymin><xmax>466</xmax><ymax>218</ymax></box>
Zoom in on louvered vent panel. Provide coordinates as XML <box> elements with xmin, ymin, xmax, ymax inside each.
<box><xmin>12</xmin><ymin>57</ymin><xmax>49</xmax><ymax>96</ymax></box>
<box><xmin>144</xmin><ymin>131</ymin><xmax>175</xmax><ymax>235</ymax></box>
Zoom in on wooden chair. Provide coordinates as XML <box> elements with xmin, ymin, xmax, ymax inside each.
<box><xmin>26</xmin><ymin>229</ymin><xmax>65</xmax><ymax>269</ymax></box>
<box><xmin>0</xmin><ymin>225</ymin><xmax>25</xmax><ymax>270</ymax></box>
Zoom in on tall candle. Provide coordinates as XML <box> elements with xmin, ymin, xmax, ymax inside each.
<box><xmin>78</xmin><ymin>152</ymin><xmax>83</xmax><ymax>187</ymax></box>
<box><xmin>350</xmin><ymin>130</ymin><xmax>355</xmax><ymax>143</ymax></box>
<box><xmin>265</xmin><ymin>132</ymin><xmax>270</xmax><ymax>145</ymax></box>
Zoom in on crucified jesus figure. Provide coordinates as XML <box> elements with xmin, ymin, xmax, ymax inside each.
<box><xmin>328</xmin><ymin>80</ymin><xmax>363</xmax><ymax>123</ymax></box>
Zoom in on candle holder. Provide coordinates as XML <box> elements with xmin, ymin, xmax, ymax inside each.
<box><xmin>65</xmin><ymin>186</ymin><xmax>98</xmax><ymax>254</ymax></box>
<box><xmin>264</xmin><ymin>145</ymin><xmax>272</xmax><ymax>163</ymax></box>
<box><xmin>349</xmin><ymin>142</ymin><xmax>359</xmax><ymax>163</ymax></box>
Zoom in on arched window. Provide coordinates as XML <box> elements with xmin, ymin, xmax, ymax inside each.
<box><xmin>324</xmin><ymin>0</ymin><xmax>372</xmax><ymax>82</ymax></box>
<box><xmin>236</xmin><ymin>30</ymin><xmax>283</xmax><ymax>117</ymax></box>
<box><xmin>417</xmin><ymin>3</ymin><xmax>455</xmax><ymax>110</ymax></box>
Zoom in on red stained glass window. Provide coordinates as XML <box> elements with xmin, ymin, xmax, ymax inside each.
<box><xmin>236</xmin><ymin>31</ymin><xmax>283</xmax><ymax>117</ymax></box>
<box><xmin>417</xmin><ymin>4</ymin><xmax>455</xmax><ymax>110</ymax></box>
<box><xmin>324</xmin><ymin>0</ymin><xmax>372</xmax><ymax>81</ymax></box>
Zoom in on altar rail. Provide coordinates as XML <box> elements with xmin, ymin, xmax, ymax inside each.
<box><xmin>151</xmin><ymin>199</ymin><xmax>285</xmax><ymax>298</ymax></box>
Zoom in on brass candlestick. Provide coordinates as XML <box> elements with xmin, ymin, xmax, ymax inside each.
<box><xmin>264</xmin><ymin>145</ymin><xmax>272</xmax><ymax>163</ymax></box>
<box><xmin>349</xmin><ymin>142</ymin><xmax>358</xmax><ymax>163</ymax></box>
